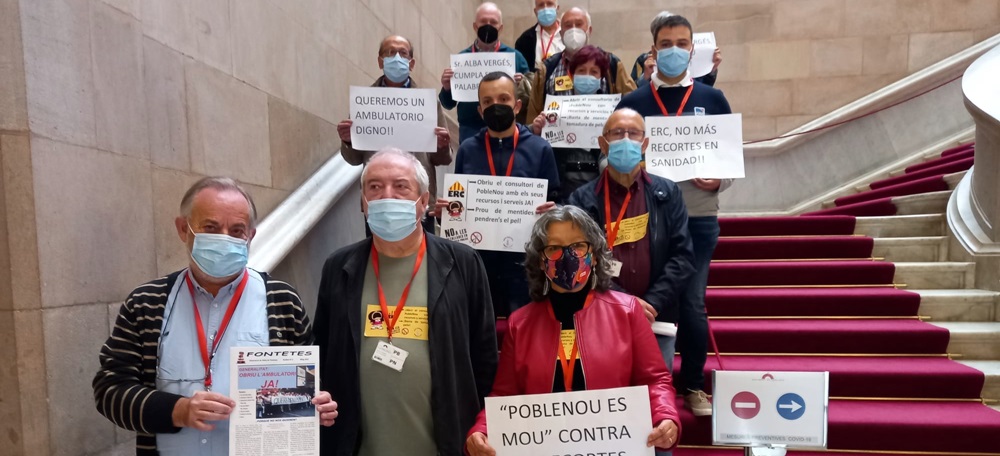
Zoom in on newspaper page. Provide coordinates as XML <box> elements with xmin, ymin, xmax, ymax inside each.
<box><xmin>229</xmin><ymin>346</ymin><xmax>320</xmax><ymax>456</ymax></box>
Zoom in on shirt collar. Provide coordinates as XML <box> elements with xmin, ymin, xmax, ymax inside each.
<box><xmin>651</xmin><ymin>70</ymin><xmax>693</xmax><ymax>88</ymax></box>
<box><xmin>537</xmin><ymin>23</ymin><xmax>561</xmax><ymax>40</ymax></box>
<box><xmin>594</xmin><ymin>169</ymin><xmax>651</xmax><ymax>195</ymax></box>
<box><xmin>187</xmin><ymin>268</ymin><xmax>246</xmax><ymax>297</ymax></box>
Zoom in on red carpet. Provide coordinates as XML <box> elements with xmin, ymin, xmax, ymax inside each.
<box><xmin>940</xmin><ymin>142</ymin><xmax>974</xmax><ymax>156</ymax></box>
<box><xmin>719</xmin><ymin>216</ymin><xmax>856</xmax><ymax>236</ymax></box>
<box><xmin>904</xmin><ymin>148</ymin><xmax>974</xmax><ymax>173</ymax></box>
<box><xmin>708</xmin><ymin>261</ymin><xmax>896</xmax><ymax>286</ymax></box>
<box><xmin>833</xmin><ymin>175</ymin><xmax>950</xmax><ymax>206</ymax></box>
<box><xmin>708</xmin><ymin>319</ymin><xmax>950</xmax><ymax>354</ymax></box>
<box><xmin>706</xmin><ymin>287</ymin><xmax>920</xmax><ymax>317</ymax></box>
<box><xmin>869</xmin><ymin>156</ymin><xmax>973</xmax><ymax>189</ymax></box>
<box><xmin>802</xmin><ymin>197</ymin><xmax>897</xmax><ymax>216</ymax></box>
<box><xmin>713</xmin><ymin>236</ymin><xmax>874</xmax><ymax>260</ymax></box>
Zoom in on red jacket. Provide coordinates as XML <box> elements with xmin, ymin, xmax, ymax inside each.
<box><xmin>468</xmin><ymin>289</ymin><xmax>680</xmax><ymax>450</ymax></box>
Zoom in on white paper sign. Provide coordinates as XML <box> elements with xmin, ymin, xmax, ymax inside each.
<box><xmin>690</xmin><ymin>32</ymin><xmax>717</xmax><ymax>78</ymax></box>
<box><xmin>450</xmin><ymin>52</ymin><xmax>517</xmax><ymax>102</ymax></box>
<box><xmin>440</xmin><ymin>173</ymin><xmax>547</xmax><ymax>252</ymax></box>
<box><xmin>713</xmin><ymin>370</ymin><xmax>829</xmax><ymax>449</ymax></box>
<box><xmin>540</xmin><ymin>94</ymin><xmax>621</xmax><ymax>148</ymax></box>
<box><xmin>645</xmin><ymin>113</ymin><xmax>745</xmax><ymax>182</ymax></box>
<box><xmin>230</xmin><ymin>346</ymin><xmax>320</xmax><ymax>456</ymax></box>
<box><xmin>349</xmin><ymin>86</ymin><xmax>438</xmax><ymax>152</ymax></box>
<box><xmin>485</xmin><ymin>386</ymin><xmax>654</xmax><ymax>456</ymax></box>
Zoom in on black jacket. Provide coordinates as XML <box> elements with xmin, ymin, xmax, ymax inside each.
<box><xmin>567</xmin><ymin>174</ymin><xmax>695</xmax><ymax>322</ymax></box>
<box><xmin>514</xmin><ymin>24</ymin><xmax>540</xmax><ymax>72</ymax></box>
<box><xmin>314</xmin><ymin>234</ymin><xmax>498</xmax><ymax>455</ymax></box>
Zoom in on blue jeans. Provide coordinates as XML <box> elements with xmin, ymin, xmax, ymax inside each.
<box><xmin>655</xmin><ymin>334</ymin><xmax>676</xmax><ymax>456</ymax></box>
<box><xmin>677</xmin><ymin>216</ymin><xmax>720</xmax><ymax>393</ymax></box>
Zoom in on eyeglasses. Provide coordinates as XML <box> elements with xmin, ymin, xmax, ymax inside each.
<box><xmin>604</xmin><ymin>128</ymin><xmax>645</xmax><ymax>141</ymax></box>
<box><xmin>380</xmin><ymin>50</ymin><xmax>412</xmax><ymax>60</ymax></box>
<box><xmin>542</xmin><ymin>242</ymin><xmax>592</xmax><ymax>260</ymax></box>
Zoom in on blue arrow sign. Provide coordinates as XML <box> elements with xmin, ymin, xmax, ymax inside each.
<box><xmin>776</xmin><ymin>393</ymin><xmax>806</xmax><ymax>420</ymax></box>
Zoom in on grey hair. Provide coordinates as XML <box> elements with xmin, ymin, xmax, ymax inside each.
<box><xmin>477</xmin><ymin>2</ymin><xmax>503</xmax><ymax>22</ymax></box>
<box><xmin>524</xmin><ymin>205</ymin><xmax>614</xmax><ymax>302</ymax></box>
<box><xmin>560</xmin><ymin>7</ymin><xmax>591</xmax><ymax>27</ymax></box>
<box><xmin>179</xmin><ymin>176</ymin><xmax>258</xmax><ymax>228</ymax></box>
<box><xmin>650</xmin><ymin>10</ymin><xmax>673</xmax><ymax>35</ymax></box>
<box><xmin>361</xmin><ymin>147</ymin><xmax>430</xmax><ymax>195</ymax></box>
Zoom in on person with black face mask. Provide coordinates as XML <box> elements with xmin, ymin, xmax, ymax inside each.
<box><xmin>444</xmin><ymin>71</ymin><xmax>559</xmax><ymax>318</ymax></box>
<box><xmin>439</xmin><ymin>2</ymin><xmax>530</xmax><ymax>143</ymax></box>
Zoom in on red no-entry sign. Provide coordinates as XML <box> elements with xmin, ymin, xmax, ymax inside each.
<box><xmin>731</xmin><ymin>391</ymin><xmax>760</xmax><ymax>419</ymax></box>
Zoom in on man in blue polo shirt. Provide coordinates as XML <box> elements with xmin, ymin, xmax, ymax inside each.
<box><xmin>447</xmin><ymin>72</ymin><xmax>559</xmax><ymax>317</ymax></box>
<box><xmin>439</xmin><ymin>2</ymin><xmax>530</xmax><ymax>143</ymax></box>
<box><xmin>617</xmin><ymin>14</ymin><xmax>733</xmax><ymax>420</ymax></box>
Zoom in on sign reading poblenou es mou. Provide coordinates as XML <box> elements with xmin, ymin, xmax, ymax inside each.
<box><xmin>540</xmin><ymin>94</ymin><xmax>621</xmax><ymax>148</ymax></box>
<box><xmin>349</xmin><ymin>86</ymin><xmax>438</xmax><ymax>153</ymax></box>
<box><xmin>485</xmin><ymin>386</ymin><xmax>655</xmax><ymax>456</ymax></box>
<box><xmin>450</xmin><ymin>52</ymin><xmax>517</xmax><ymax>102</ymax></box>
<box><xmin>440</xmin><ymin>173</ymin><xmax>547</xmax><ymax>253</ymax></box>
<box><xmin>645</xmin><ymin>113</ymin><xmax>745</xmax><ymax>183</ymax></box>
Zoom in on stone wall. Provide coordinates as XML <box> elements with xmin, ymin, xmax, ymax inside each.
<box><xmin>0</xmin><ymin>0</ymin><xmax>478</xmax><ymax>454</ymax></box>
<box><xmin>493</xmin><ymin>0</ymin><xmax>1000</xmax><ymax>140</ymax></box>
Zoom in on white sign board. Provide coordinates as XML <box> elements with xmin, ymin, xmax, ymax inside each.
<box><xmin>450</xmin><ymin>52</ymin><xmax>517</xmax><ymax>102</ymax></box>
<box><xmin>712</xmin><ymin>370</ymin><xmax>829</xmax><ymax>449</ymax></box>
<box><xmin>440</xmin><ymin>173</ymin><xmax>547</xmax><ymax>252</ymax></box>
<box><xmin>690</xmin><ymin>32</ymin><xmax>717</xmax><ymax>78</ymax></box>
<box><xmin>540</xmin><ymin>94</ymin><xmax>621</xmax><ymax>148</ymax></box>
<box><xmin>349</xmin><ymin>86</ymin><xmax>438</xmax><ymax>152</ymax></box>
<box><xmin>485</xmin><ymin>386</ymin><xmax>654</xmax><ymax>456</ymax></box>
<box><xmin>645</xmin><ymin>113</ymin><xmax>745</xmax><ymax>182</ymax></box>
<box><xmin>230</xmin><ymin>346</ymin><xmax>320</xmax><ymax>456</ymax></box>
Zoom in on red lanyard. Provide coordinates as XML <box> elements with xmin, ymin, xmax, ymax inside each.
<box><xmin>186</xmin><ymin>270</ymin><xmax>249</xmax><ymax>390</ymax></box>
<box><xmin>547</xmin><ymin>292</ymin><xmax>595</xmax><ymax>392</ymax></box>
<box><xmin>603</xmin><ymin>172</ymin><xmax>633</xmax><ymax>251</ymax></box>
<box><xmin>485</xmin><ymin>128</ymin><xmax>519</xmax><ymax>176</ymax></box>
<box><xmin>539</xmin><ymin>28</ymin><xmax>558</xmax><ymax>60</ymax></box>
<box><xmin>472</xmin><ymin>41</ymin><xmax>501</xmax><ymax>52</ymax></box>
<box><xmin>371</xmin><ymin>236</ymin><xmax>427</xmax><ymax>343</ymax></box>
<box><xmin>650</xmin><ymin>81</ymin><xmax>694</xmax><ymax>117</ymax></box>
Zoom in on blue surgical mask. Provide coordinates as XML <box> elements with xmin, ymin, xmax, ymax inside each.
<box><xmin>537</xmin><ymin>7</ymin><xmax>557</xmax><ymax>27</ymax></box>
<box><xmin>189</xmin><ymin>227</ymin><xmax>249</xmax><ymax>278</ymax></box>
<box><xmin>573</xmin><ymin>75</ymin><xmax>601</xmax><ymax>94</ymax></box>
<box><xmin>367</xmin><ymin>198</ymin><xmax>419</xmax><ymax>241</ymax></box>
<box><xmin>607</xmin><ymin>139</ymin><xmax>643</xmax><ymax>173</ymax></box>
<box><xmin>656</xmin><ymin>46</ymin><xmax>690</xmax><ymax>78</ymax></box>
<box><xmin>382</xmin><ymin>53</ymin><xmax>411</xmax><ymax>84</ymax></box>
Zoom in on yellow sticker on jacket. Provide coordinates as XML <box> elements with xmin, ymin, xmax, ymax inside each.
<box><xmin>610</xmin><ymin>213</ymin><xmax>649</xmax><ymax>246</ymax></box>
<box><xmin>363</xmin><ymin>304</ymin><xmax>429</xmax><ymax>341</ymax></box>
<box><xmin>560</xmin><ymin>329</ymin><xmax>577</xmax><ymax>360</ymax></box>
<box><xmin>554</xmin><ymin>75</ymin><xmax>574</xmax><ymax>91</ymax></box>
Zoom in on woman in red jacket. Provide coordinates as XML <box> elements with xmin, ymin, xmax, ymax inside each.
<box><xmin>466</xmin><ymin>205</ymin><xmax>680</xmax><ymax>455</ymax></box>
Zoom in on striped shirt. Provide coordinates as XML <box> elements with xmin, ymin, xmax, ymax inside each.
<box><xmin>93</xmin><ymin>269</ymin><xmax>312</xmax><ymax>456</ymax></box>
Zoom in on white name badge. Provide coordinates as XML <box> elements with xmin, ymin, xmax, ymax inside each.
<box><xmin>372</xmin><ymin>340</ymin><xmax>408</xmax><ymax>372</ymax></box>
<box><xmin>609</xmin><ymin>259</ymin><xmax>623</xmax><ymax>278</ymax></box>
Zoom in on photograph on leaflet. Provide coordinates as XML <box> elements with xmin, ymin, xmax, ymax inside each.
<box><xmin>240</xmin><ymin>364</ymin><xmax>317</xmax><ymax>420</ymax></box>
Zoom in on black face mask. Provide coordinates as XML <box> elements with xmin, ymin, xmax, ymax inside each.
<box><xmin>477</xmin><ymin>24</ymin><xmax>499</xmax><ymax>44</ymax></box>
<box><xmin>482</xmin><ymin>103</ymin><xmax>516</xmax><ymax>132</ymax></box>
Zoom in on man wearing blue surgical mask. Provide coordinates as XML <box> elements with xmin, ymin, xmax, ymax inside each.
<box><xmin>514</xmin><ymin>0</ymin><xmax>565</xmax><ymax>71</ymax></box>
<box><xmin>568</xmin><ymin>110</ymin><xmax>694</xmax><ymax>397</ymax></box>
<box><xmin>314</xmin><ymin>148</ymin><xmax>498</xmax><ymax>456</ymax></box>
<box><xmin>94</xmin><ymin>177</ymin><xmax>338</xmax><ymax>456</ymax></box>
<box><xmin>617</xmin><ymin>13</ymin><xmax>733</xmax><ymax>424</ymax></box>
<box><xmin>339</xmin><ymin>35</ymin><xmax>453</xmax><ymax>235</ymax></box>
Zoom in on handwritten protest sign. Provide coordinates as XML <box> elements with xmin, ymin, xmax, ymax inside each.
<box><xmin>645</xmin><ymin>113</ymin><xmax>745</xmax><ymax>182</ymax></box>
<box><xmin>539</xmin><ymin>94</ymin><xmax>621</xmax><ymax>148</ymax></box>
<box><xmin>485</xmin><ymin>386</ymin><xmax>654</xmax><ymax>456</ymax></box>
<box><xmin>690</xmin><ymin>32</ymin><xmax>717</xmax><ymax>78</ymax></box>
<box><xmin>440</xmin><ymin>174</ymin><xmax>547</xmax><ymax>252</ymax></box>
<box><xmin>450</xmin><ymin>53</ymin><xmax>517</xmax><ymax>102</ymax></box>
<box><xmin>349</xmin><ymin>86</ymin><xmax>438</xmax><ymax>152</ymax></box>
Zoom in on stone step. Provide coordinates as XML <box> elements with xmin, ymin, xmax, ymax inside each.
<box><xmin>916</xmin><ymin>289</ymin><xmax>1000</xmax><ymax>322</ymax></box>
<box><xmin>855</xmin><ymin>214</ymin><xmax>944</xmax><ymax>237</ymax></box>
<box><xmin>930</xmin><ymin>322</ymin><xmax>1000</xmax><ymax>360</ymax></box>
<box><xmin>945</xmin><ymin>170</ymin><xmax>968</xmax><ymax>189</ymax></box>
<box><xmin>894</xmin><ymin>262</ymin><xmax>975</xmax><ymax>289</ymax></box>
<box><xmin>873</xmin><ymin>236</ymin><xmax>948</xmax><ymax>262</ymax></box>
<box><xmin>893</xmin><ymin>190</ymin><xmax>952</xmax><ymax>215</ymax></box>
<box><xmin>958</xmin><ymin>360</ymin><xmax>1000</xmax><ymax>401</ymax></box>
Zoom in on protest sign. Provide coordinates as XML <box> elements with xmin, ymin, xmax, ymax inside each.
<box><xmin>349</xmin><ymin>86</ymin><xmax>438</xmax><ymax>152</ymax></box>
<box><xmin>485</xmin><ymin>386</ymin><xmax>654</xmax><ymax>456</ymax></box>
<box><xmin>645</xmin><ymin>113</ymin><xmax>745</xmax><ymax>182</ymax></box>
<box><xmin>450</xmin><ymin>53</ymin><xmax>517</xmax><ymax>102</ymax></box>
<box><xmin>440</xmin><ymin>174</ymin><xmax>547</xmax><ymax>252</ymax></box>
<box><xmin>539</xmin><ymin>94</ymin><xmax>621</xmax><ymax>148</ymax></box>
<box><xmin>690</xmin><ymin>32</ymin><xmax>717</xmax><ymax>78</ymax></box>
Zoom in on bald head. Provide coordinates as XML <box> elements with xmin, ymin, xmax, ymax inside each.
<box><xmin>476</xmin><ymin>2</ymin><xmax>503</xmax><ymax>24</ymax></box>
<box><xmin>604</xmin><ymin>108</ymin><xmax>645</xmax><ymax>135</ymax></box>
<box><xmin>378</xmin><ymin>35</ymin><xmax>413</xmax><ymax>58</ymax></box>
<box><xmin>560</xmin><ymin>7</ymin><xmax>591</xmax><ymax>30</ymax></box>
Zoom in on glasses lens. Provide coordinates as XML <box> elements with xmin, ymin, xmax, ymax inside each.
<box><xmin>543</xmin><ymin>246</ymin><xmax>564</xmax><ymax>260</ymax></box>
<box><xmin>571</xmin><ymin>242</ymin><xmax>590</xmax><ymax>257</ymax></box>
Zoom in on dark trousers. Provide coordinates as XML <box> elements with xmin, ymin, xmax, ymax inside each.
<box><xmin>677</xmin><ymin>216</ymin><xmax>719</xmax><ymax>392</ymax></box>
